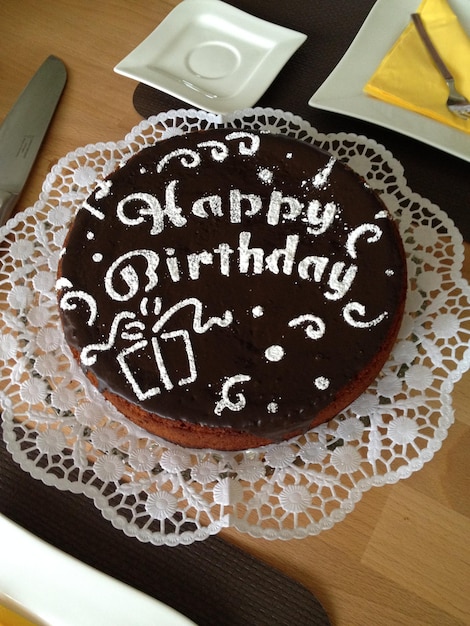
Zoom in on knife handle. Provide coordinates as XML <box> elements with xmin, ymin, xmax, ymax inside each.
<box><xmin>0</xmin><ymin>189</ymin><xmax>19</xmax><ymax>228</ymax></box>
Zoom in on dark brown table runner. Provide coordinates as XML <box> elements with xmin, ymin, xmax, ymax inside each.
<box><xmin>0</xmin><ymin>436</ymin><xmax>329</xmax><ymax>626</ymax></box>
<box><xmin>134</xmin><ymin>0</ymin><xmax>470</xmax><ymax>242</ymax></box>
<box><xmin>1</xmin><ymin>1</ymin><xmax>468</xmax><ymax>625</ymax></box>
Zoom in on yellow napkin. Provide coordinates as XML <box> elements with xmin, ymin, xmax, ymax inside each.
<box><xmin>0</xmin><ymin>603</ymin><xmax>39</xmax><ymax>626</ymax></box>
<box><xmin>364</xmin><ymin>0</ymin><xmax>470</xmax><ymax>133</ymax></box>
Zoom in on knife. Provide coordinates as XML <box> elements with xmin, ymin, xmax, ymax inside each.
<box><xmin>0</xmin><ymin>55</ymin><xmax>67</xmax><ymax>227</ymax></box>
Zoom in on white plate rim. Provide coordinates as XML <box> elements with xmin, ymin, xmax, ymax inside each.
<box><xmin>308</xmin><ymin>0</ymin><xmax>470</xmax><ymax>162</ymax></box>
<box><xmin>114</xmin><ymin>0</ymin><xmax>306</xmax><ymax>115</ymax></box>
<box><xmin>0</xmin><ymin>514</ymin><xmax>196</xmax><ymax>626</ymax></box>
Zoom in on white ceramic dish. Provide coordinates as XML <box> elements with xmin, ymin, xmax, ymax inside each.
<box><xmin>0</xmin><ymin>514</ymin><xmax>196</xmax><ymax>626</ymax></box>
<box><xmin>308</xmin><ymin>0</ymin><xmax>470</xmax><ymax>162</ymax></box>
<box><xmin>114</xmin><ymin>0</ymin><xmax>306</xmax><ymax>115</ymax></box>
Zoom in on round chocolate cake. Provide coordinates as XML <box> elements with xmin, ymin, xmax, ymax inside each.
<box><xmin>57</xmin><ymin>128</ymin><xmax>407</xmax><ymax>450</ymax></box>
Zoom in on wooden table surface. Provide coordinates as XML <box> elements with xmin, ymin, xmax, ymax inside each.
<box><xmin>0</xmin><ymin>2</ymin><xmax>469</xmax><ymax>625</ymax></box>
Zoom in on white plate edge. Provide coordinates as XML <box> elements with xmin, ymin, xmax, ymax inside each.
<box><xmin>308</xmin><ymin>0</ymin><xmax>470</xmax><ymax>161</ymax></box>
<box><xmin>114</xmin><ymin>0</ymin><xmax>307</xmax><ymax>114</ymax></box>
<box><xmin>0</xmin><ymin>514</ymin><xmax>196</xmax><ymax>626</ymax></box>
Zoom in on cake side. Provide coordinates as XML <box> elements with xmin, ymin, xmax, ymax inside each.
<box><xmin>57</xmin><ymin>128</ymin><xmax>407</xmax><ymax>450</ymax></box>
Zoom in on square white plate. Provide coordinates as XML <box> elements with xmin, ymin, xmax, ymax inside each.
<box><xmin>115</xmin><ymin>0</ymin><xmax>306</xmax><ymax>115</ymax></box>
<box><xmin>0</xmin><ymin>514</ymin><xmax>195</xmax><ymax>626</ymax></box>
<box><xmin>308</xmin><ymin>0</ymin><xmax>470</xmax><ymax>162</ymax></box>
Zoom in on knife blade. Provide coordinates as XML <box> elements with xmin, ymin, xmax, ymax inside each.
<box><xmin>0</xmin><ymin>55</ymin><xmax>67</xmax><ymax>227</ymax></box>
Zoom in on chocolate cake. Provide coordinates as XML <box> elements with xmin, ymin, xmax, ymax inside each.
<box><xmin>57</xmin><ymin>128</ymin><xmax>407</xmax><ymax>450</ymax></box>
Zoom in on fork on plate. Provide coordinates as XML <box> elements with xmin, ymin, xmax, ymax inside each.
<box><xmin>412</xmin><ymin>12</ymin><xmax>470</xmax><ymax>120</ymax></box>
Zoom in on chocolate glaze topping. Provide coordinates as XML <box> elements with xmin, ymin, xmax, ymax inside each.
<box><xmin>58</xmin><ymin>129</ymin><xmax>406</xmax><ymax>439</ymax></box>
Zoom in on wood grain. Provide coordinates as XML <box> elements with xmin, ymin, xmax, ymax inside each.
<box><xmin>1</xmin><ymin>2</ymin><xmax>469</xmax><ymax>625</ymax></box>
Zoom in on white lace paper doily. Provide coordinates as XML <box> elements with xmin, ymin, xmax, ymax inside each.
<box><xmin>1</xmin><ymin>108</ymin><xmax>469</xmax><ymax>546</ymax></box>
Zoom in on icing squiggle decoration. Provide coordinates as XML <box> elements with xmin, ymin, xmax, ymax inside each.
<box><xmin>346</xmin><ymin>224</ymin><xmax>382</xmax><ymax>259</ymax></box>
<box><xmin>343</xmin><ymin>302</ymin><xmax>388</xmax><ymax>328</ymax></box>
<box><xmin>82</xmin><ymin>200</ymin><xmax>104</xmax><ymax>220</ymax></box>
<box><xmin>59</xmin><ymin>290</ymin><xmax>98</xmax><ymax>327</ymax></box>
<box><xmin>105</xmin><ymin>250</ymin><xmax>160</xmax><ymax>302</ymax></box>
<box><xmin>375</xmin><ymin>210</ymin><xmax>388</xmax><ymax>219</ymax></box>
<box><xmin>225</xmin><ymin>132</ymin><xmax>260</xmax><ymax>155</ymax></box>
<box><xmin>197</xmin><ymin>141</ymin><xmax>229</xmax><ymax>162</ymax></box>
<box><xmin>289</xmin><ymin>314</ymin><xmax>326</xmax><ymax>340</ymax></box>
<box><xmin>156</xmin><ymin>149</ymin><xmax>201</xmax><ymax>173</ymax></box>
<box><xmin>95</xmin><ymin>180</ymin><xmax>112</xmax><ymax>199</ymax></box>
<box><xmin>56</xmin><ymin>277</ymin><xmax>72</xmax><ymax>291</ymax></box>
<box><xmin>152</xmin><ymin>297</ymin><xmax>233</xmax><ymax>335</ymax></box>
<box><xmin>215</xmin><ymin>374</ymin><xmax>251</xmax><ymax>415</ymax></box>
<box><xmin>156</xmin><ymin>132</ymin><xmax>260</xmax><ymax>173</ymax></box>
<box><xmin>81</xmin><ymin>311</ymin><xmax>135</xmax><ymax>366</ymax></box>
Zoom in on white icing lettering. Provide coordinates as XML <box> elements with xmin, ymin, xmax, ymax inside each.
<box><xmin>267</xmin><ymin>190</ymin><xmax>303</xmax><ymax>225</ymax></box>
<box><xmin>298</xmin><ymin>255</ymin><xmax>329</xmax><ymax>282</ymax></box>
<box><xmin>324</xmin><ymin>262</ymin><xmax>358</xmax><ymax>301</ymax></box>
<box><xmin>214</xmin><ymin>243</ymin><xmax>234</xmax><ymax>276</ymax></box>
<box><xmin>265</xmin><ymin>234</ymin><xmax>299</xmax><ymax>275</ymax></box>
<box><xmin>229</xmin><ymin>189</ymin><xmax>262</xmax><ymax>223</ymax></box>
<box><xmin>187</xmin><ymin>250</ymin><xmax>214</xmax><ymax>280</ymax></box>
<box><xmin>192</xmin><ymin>195</ymin><xmax>223</xmax><ymax>218</ymax></box>
<box><xmin>105</xmin><ymin>250</ymin><xmax>159</xmax><ymax>301</ymax></box>
<box><xmin>97</xmin><ymin>232</ymin><xmax>363</xmax><ymax>299</ymax></box>
<box><xmin>238</xmin><ymin>231</ymin><xmax>264</xmax><ymax>274</ymax></box>
<box><xmin>165</xmin><ymin>247</ymin><xmax>181</xmax><ymax>282</ymax></box>
<box><xmin>116</xmin><ymin>182</ymin><xmax>186</xmax><ymax>235</ymax></box>
<box><xmin>306</xmin><ymin>200</ymin><xmax>337</xmax><ymax>235</ymax></box>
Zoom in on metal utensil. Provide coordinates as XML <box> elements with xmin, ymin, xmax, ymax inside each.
<box><xmin>0</xmin><ymin>55</ymin><xmax>67</xmax><ymax>227</ymax></box>
<box><xmin>411</xmin><ymin>13</ymin><xmax>470</xmax><ymax>120</ymax></box>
